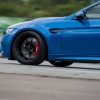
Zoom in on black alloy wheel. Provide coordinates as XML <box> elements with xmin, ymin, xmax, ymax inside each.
<box><xmin>12</xmin><ymin>31</ymin><xmax>46</xmax><ymax>65</ymax></box>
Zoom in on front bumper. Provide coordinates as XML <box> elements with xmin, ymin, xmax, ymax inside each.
<box><xmin>1</xmin><ymin>29</ymin><xmax>18</xmax><ymax>59</ymax></box>
<box><xmin>1</xmin><ymin>34</ymin><xmax>11</xmax><ymax>58</ymax></box>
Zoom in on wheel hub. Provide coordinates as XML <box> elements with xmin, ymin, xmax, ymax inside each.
<box><xmin>21</xmin><ymin>37</ymin><xmax>39</xmax><ymax>59</ymax></box>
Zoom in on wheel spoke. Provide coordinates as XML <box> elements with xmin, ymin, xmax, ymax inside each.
<box><xmin>20</xmin><ymin>37</ymin><xmax>39</xmax><ymax>59</ymax></box>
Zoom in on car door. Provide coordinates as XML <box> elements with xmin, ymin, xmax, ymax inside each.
<box><xmin>62</xmin><ymin>4</ymin><xmax>100</xmax><ymax>57</ymax></box>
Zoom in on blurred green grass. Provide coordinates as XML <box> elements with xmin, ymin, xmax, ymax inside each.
<box><xmin>0</xmin><ymin>1</ymin><xmax>91</xmax><ymax>35</ymax></box>
<box><xmin>0</xmin><ymin>16</ymin><xmax>26</xmax><ymax>35</ymax></box>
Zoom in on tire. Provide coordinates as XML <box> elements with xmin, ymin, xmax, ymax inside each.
<box><xmin>49</xmin><ymin>61</ymin><xmax>73</xmax><ymax>67</ymax></box>
<box><xmin>12</xmin><ymin>31</ymin><xmax>46</xmax><ymax>65</ymax></box>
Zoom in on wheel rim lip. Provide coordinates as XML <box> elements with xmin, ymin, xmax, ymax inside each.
<box><xmin>21</xmin><ymin>37</ymin><xmax>39</xmax><ymax>59</ymax></box>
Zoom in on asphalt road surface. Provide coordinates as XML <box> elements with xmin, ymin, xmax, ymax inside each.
<box><xmin>0</xmin><ymin>73</ymin><xmax>100</xmax><ymax>100</ymax></box>
<box><xmin>0</xmin><ymin>59</ymin><xmax>100</xmax><ymax>100</ymax></box>
<box><xmin>0</xmin><ymin>58</ymin><xmax>100</xmax><ymax>80</ymax></box>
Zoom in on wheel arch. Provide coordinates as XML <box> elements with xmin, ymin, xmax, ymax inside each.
<box><xmin>10</xmin><ymin>29</ymin><xmax>48</xmax><ymax>60</ymax></box>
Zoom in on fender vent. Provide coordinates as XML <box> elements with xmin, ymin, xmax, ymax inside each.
<box><xmin>49</xmin><ymin>29</ymin><xmax>61</xmax><ymax>34</ymax></box>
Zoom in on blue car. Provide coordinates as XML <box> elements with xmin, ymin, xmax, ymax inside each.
<box><xmin>1</xmin><ymin>1</ymin><xmax>100</xmax><ymax>67</ymax></box>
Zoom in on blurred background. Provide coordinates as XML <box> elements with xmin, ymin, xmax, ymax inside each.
<box><xmin>0</xmin><ymin>0</ymin><xmax>99</xmax><ymax>34</ymax></box>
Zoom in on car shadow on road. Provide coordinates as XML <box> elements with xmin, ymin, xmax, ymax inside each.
<box><xmin>0</xmin><ymin>62</ymin><xmax>70</xmax><ymax>69</ymax></box>
<box><xmin>0</xmin><ymin>60</ymin><xmax>100</xmax><ymax>70</ymax></box>
<box><xmin>0</xmin><ymin>62</ymin><xmax>53</xmax><ymax>67</ymax></box>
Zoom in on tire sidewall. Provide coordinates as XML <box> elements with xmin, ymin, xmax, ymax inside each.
<box><xmin>49</xmin><ymin>61</ymin><xmax>73</xmax><ymax>67</ymax></box>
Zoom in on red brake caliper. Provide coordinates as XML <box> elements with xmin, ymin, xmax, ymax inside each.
<box><xmin>34</xmin><ymin>42</ymin><xmax>39</xmax><ymax>56</ymax></box>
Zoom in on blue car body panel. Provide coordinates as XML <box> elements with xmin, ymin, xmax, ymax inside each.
<box><xmin>1</xmin><ymin>1</ymin><xmax>100</xmax><ymax>62</ymax></box>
